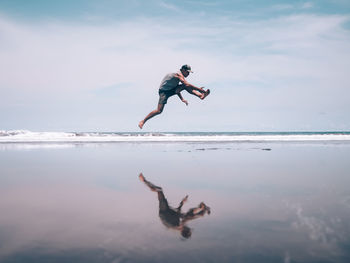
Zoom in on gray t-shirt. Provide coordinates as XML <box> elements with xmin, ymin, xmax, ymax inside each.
<box><xmin>159</xmin><ymin>73</ymin><xmax>180</xmax><ymax>91</ymax></box>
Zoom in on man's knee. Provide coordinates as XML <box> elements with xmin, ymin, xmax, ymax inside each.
<box><xmin>185</xmin><ymin>86</ymin><xmax>193</xmax><ymax>94</ymax></box>
<box><xmin>175</xmin><ymin>84</ymin><xmax>186</xmax><ymax>93</ymax></box>
<box><xmin>175</xmin><ymin>88</ymin><xmax>182</xmax><ymax>94</ymax></box>
<box><xmin>157</xmin><ymin>105</ymin><xmax>164</xmax><ymax>114</ymax></box>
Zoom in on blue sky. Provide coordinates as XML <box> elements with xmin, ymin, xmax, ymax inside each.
<box><xmin>0</xmin><ymin>0</ymin><xmax>349</xmax><ymax>131</ymax></box>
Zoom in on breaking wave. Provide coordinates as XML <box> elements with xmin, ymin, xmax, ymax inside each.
<box><xmin>1</xmin><ymin>130</ymin><xmax>350</xmax><ymax>143</ymax></box>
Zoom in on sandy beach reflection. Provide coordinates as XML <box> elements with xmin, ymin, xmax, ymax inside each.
<box><xmin>139</xmin><ymin>173</ymin><xmax>211</xmax><ymax>239</ymax></box>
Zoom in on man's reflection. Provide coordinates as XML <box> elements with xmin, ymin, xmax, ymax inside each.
<box><xmin>139</xmin><ymin>173</ymin><xmax>211</xmax><ymax>239</ymax></box>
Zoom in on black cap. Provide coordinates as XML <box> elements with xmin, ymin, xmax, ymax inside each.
<box><xmin>181</xmin><ymin>64</ymin><xmax>193</xmax><ymax>73</ymax></box>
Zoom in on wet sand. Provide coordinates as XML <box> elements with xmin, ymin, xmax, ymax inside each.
<box><xmin>0</xmin><ymin>142</ymin><xmax>350</xmax><ymax>262</ymax></box>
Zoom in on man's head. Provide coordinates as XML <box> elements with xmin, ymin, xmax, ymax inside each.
<box><xmin>180</xmin><ymin>64</ymin><xmax>193</xmax><ymax>78</ymax></box>
<box><xmin>180</xmin><ymin>226</ymin><xmax>192</xmax><ymax>239</ymax></box>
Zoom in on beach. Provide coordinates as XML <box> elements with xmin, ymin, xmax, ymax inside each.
<box><xmin>2</xmin><ymin>0</ymin><xmax>350</xmax><ymax>261</ymax></box>
<box><xmin>0</xmin><ymin>139</ymin><xmax>350</xmax><ymax>263</ymax></box>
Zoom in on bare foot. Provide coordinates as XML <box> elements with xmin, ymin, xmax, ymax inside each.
<box><xmin>138</xmin><ymin>121</ymin><xmax>144</xmax><ymax>129</ymax></box>
<box><xmin>139</xmin><ymin>173</ymin><xmax>145</xmax><ymax>182</ymax></box>
<box><xmin>183</xmin><ymin>195</ymin><xmax>189</xmax><ymax>202</ymax></box>
<box><xmin>206</xmin><ymin>206</ymin><xmax>211</xmax><ymax>215</ymax></box>
<box><xmin>200</xmin><ymin>202</ymin><xmax>211</xmax><ymax>214</ymax></box>
<box><xmin>200</xmin><ymin>89</ymin><xmax>210</xmax><ymax>100</ymax></box>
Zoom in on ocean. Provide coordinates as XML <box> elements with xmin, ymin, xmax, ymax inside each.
<box><xmin>1</xmin><ymin>130</ymin><xmax>350</xmax><ymax>143</ymax></box>
<box><xmin>1</xmin><ymin>130</ymin><xmax>350</xmax><ymax>262</ymax></box>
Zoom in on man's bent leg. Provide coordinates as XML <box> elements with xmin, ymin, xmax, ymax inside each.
<box><xmin>175</xmin><ymin>84</ymin><xmax>186</xmax><ymax>94</ymax></box>
<box><xmin>200</xmin><ymin>89</ymin><xmax>210</xmax><ymax>100</ymax></box>
<box><xmin>184</xmin><ymin>86</ymin><xmax>204</xmax><ymax>99</ymax></box>
<box><xmin>177</xmin><ymin>195</ymin><xmax>188</xmax><ymax>211</ymax></box>
<box><xmin>139</xmin><ymin>173</ymin><xmax>163</xmax><ymax>192</ymax></box>
<box><xmin>139</xmin><ymin>103</ymin><xmax>165</xmax><ymax>129</ymax></box>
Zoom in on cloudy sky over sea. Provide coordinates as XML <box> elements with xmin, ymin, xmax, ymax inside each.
<box><xmin>1</xmin><ymin>0</ymin><xmax>349</xmax><ymax>132</ymax></box>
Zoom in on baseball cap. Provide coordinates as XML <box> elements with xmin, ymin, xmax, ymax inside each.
<box><xmin>181</xmin><ymin>64</ymin><xmax>193</xmax><ymax>73</ymax></box>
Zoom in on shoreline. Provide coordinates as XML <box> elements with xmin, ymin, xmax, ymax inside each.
<box><xmin>1</xmin><ymin>140</ymin><xmax>350</xmax><ymax>151</ymax></box>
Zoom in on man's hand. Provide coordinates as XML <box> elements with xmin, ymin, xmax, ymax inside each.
<box><xmin>182</xmin><ymin>99</ymin><xmax>188</xmax><ymax>106</ymax></box>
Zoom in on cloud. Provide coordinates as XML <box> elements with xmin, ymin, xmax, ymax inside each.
<box><xmin>159</xmin><ymin>0</ymin><xmax>180</xmax><ymax>11</ymax></box>
<box><xmin>270</xmin><ymin>4</ymin><xmax>295</xmax><ymax>11</ymax></box>
<box><xmin>284</xmin><ymin>251</ymin><xmax>291</xmax><ymax>263</ymax></box>
<box><xmin>0</xmin><ymin>11</ymin><xmax>349</xmax><ymax>130</ymax></box>
<box><xmin>302</xmin><ymin>2</ymin><xmax>314</xmax><ymax>9</ymax></box>
<box><xmin>289</xmin><ymin>203</ymin><xmax>344</xmax><ymax>254</ymax></box>
<box><xmin>1</xmin><ymin>13</ymin><xmax>349</xmax><ymax>88</ymax></box>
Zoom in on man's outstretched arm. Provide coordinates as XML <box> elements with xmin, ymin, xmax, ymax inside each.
<box><xmin>176</xmin><ymin>89</ymin><xmax>188</xmax><ymax>105</ymax></box>
<box><xmin>176</xmin><ymin>73</ymin><xmax>205</xmax><ymax>93</ymax></box>
<box><xmin>177</xmin><ymin>195</ymin><xmax>188</xmax><ymax>211</ymax></box>
<box><xmin>182</xmin><ymin>202</ymin><xmax>211</xmax><ymax>223</ymax></box>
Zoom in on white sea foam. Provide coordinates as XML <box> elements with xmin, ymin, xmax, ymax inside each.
<box><xmin>1</xmin><ymin>130</ymin><xmax>350</xmax><ymax>143</ymax></box>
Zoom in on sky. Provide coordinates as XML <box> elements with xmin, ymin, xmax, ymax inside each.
<box><xmin>0</xmin><ymin>0</ymin><xmax>349</xmax><ymax>132</ymax></box>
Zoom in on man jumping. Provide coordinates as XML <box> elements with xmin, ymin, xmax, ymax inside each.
<box><xmin>138</xmin><ymin>64</ymin><xmax>210</xmax><ymax>129</ymax></box>
<box><xmin>139</xmin><ymin>173</ymin><xmax>211</xmax><ymax>239</ymax></box>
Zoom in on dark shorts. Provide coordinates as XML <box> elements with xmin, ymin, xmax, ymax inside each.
<box><xmin>158</xmin><ymin>191</ymin><xmax>169</xmax><ymax>211</ymax></box>
<box><xmin>158</xmin><ymin>84</ymin><xmax>184</xmax><ymax>105</ymax></box>
<box><xmin>158</xmin><ymin>89</ymin><xmax>176</xmax><ymax>105</ymax></box>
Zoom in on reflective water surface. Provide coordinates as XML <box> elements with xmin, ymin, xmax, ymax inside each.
<box><xmin>0</xmin><ymin>142</ymin><xmax>350</xmax><ymax>262</ymax></box>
